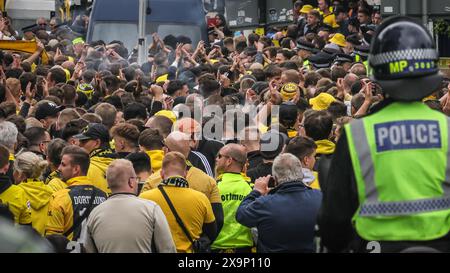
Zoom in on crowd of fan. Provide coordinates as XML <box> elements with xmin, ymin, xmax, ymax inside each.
<box><xmin>0</xmin><ymin>0</ymin><xmax>449</xmax><ymax>253</ymax></box>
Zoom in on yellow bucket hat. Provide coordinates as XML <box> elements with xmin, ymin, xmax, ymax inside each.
<box><xmin>329</xmin><ymin>33</ymin><xmax>347</xmax><ymax>48</ymax></box>
<box><xmin>309</xmin><ymin>93</ymin><xmax>336</xmax><ymax>111</ymax></box>
<box><xmin>300</xmin><ymin>5</ymin><xmax>313</xmax><ymax>14</ymax></box>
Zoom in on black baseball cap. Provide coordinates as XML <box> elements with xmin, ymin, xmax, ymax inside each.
<box><xmin>35</xmin><ymin>101</ymin><xmax>65</xmax><ymax>120</ymax></box>
<box><xmin>73</xmin><ymin>123</ymin><xmax>110</xmax><ymax>143</ymax></box>
<box><xmin>250</xmin><ymin>81</ymin><xmax>269</xmax><ymax>95</ymax></box>
<box><xmin>296</xmin><ymin>38</ymin><xmax>318</xmax><ymax>53</ymax></box>
<box><xmin>280</xmin><ymin>101</ymin><xmax>299</xmax><ymax>122</ymax></box>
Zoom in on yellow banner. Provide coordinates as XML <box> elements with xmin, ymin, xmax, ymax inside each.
<box><xmin>0</xmin><ymin>40</ymin><xmax>49</xmax><ymax>64</ymax></box>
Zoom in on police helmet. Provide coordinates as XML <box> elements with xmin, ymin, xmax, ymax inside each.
<box><xmin>369</xmin><ymin>16</ymin><xmax>442</xmax><ymax>101</ymax></box>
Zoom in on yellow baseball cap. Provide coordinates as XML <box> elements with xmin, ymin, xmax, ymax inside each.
<box><xmin>156</xmin><ymin>73</ymin><xmax>168</xmax><ymax>83</ymax></box>
<box><xmin>280</xmin><ymin>82</ymin><xmax>299</xmax><ymax>102</ymax></box>
<box><xmin>72</xmin><ymin>37</ymin><xmax>85</xmax><ymax>45</ymax></box>
<box><xmin>329</xmin><ymin>33</ymin><xmax>347</xmax><ymax>48</ymax></box>
<box><xmin>309</xmin><ymin>93</ymin><xmax>336</xmax><ymax>111</ymax></box>
<box><xmin>300</xmin><ymin>5</ymin><xmax>313</xmax><ymax>14</ymax></box>
<box><xmin>154</xmin><ymin>110</ymin><xmax>177</xmax><ymax>123</ymax></box>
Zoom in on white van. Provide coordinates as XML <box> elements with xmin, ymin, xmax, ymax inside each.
<box><xmin>6</xmin><ymin>0</ymin><xmax>60</xmax><ymax>34</ymax></box>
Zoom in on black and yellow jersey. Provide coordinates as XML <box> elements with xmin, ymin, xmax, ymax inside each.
<box><xmin>45</xmin><ymin>176</ymin><xmax>107</xmax><ymax>241</ymax></box>
<box><xmin>45</xmin><ymin>171</ymin><xmax>67</xmax><ymax>193</ymax></box>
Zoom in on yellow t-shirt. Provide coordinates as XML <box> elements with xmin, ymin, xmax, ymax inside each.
<box><xmin>141</xmin><ymin>166</ymin><xmax>221</xmax><ymax>204</ymax></box>
<box><xmin>0</xmin><ymin>184</ymin><xmax>31</xmax><ymax>225</ymax></box>
<box><xmin>139</xmin><ymin>186</ymin><xmax>215</xmax><ymax>253</ymax></box>
<box><xmin>316</xmin><ymin>7</ymin><xmax>339</xmax><ymax>28</ymax></box>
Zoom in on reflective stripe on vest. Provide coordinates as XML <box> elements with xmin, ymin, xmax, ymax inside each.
<box><xmin>350</xmin><ymin>118</ymin><xmax>450</xmax><ymax>217</ymax></box>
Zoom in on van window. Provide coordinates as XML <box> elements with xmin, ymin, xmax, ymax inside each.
<box><xmin>91</xmin><ymin>22</ymin><xmax>138</xmax><ymax>49</ymax></box>
<box><xmin>91</xmin><ymin>22</ymin><xmax>201</xmax><ymax>50</ymax></box>
<box><xmin>146</xmin><ymin>24</ymin><xmax>201</xmax><ymax>46</ymax></box>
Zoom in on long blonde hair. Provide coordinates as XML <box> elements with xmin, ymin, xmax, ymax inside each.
<box><xmin>14</xmin><ymin>152</ymin><xmax>48</xmax><ymax>180</ymax></box>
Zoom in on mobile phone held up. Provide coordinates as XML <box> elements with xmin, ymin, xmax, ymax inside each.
<box><xmin>268</xmin><ymin>176</ymin><xmax>276</xmax><ymax>188</ymax></box>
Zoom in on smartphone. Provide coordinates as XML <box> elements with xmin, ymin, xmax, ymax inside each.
<box><xmin>2</xmin><ymin>11</ymin><xmax>7</xmax><ymax>18</ymax></box>
<box><xmin>268</xmin><ymin>176</ymin><xmax>276</xmax><ymax>188</ymax></box>
<box><xmin>36</xmin><ymin>76</ymin><xmax>44</xmax><ymax>85</ymax></box>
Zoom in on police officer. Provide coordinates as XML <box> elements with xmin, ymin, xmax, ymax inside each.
<box><xmin>319</xmin><ymin>16</ymin><xmax>450</xmax><ymax>253</ymax></box>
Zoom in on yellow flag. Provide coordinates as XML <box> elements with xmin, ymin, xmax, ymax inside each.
<box><xmin>255</xmin><ymin>28</ymin><xmax>265</xmax><ymax>36</ymax></box>
<box><xmin>0</xmin><ymin>40</ymin><xmax>49</xmax><ymax>64</ymax></box>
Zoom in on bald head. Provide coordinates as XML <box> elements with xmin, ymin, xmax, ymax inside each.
<box><xmin>161</xmin><ymin>151</ymin><xmax>187</xmax><ymax>179</ymax></box>
<box><xmin>217</xmin><ymin>143</ymin><xmax>247</xmax><ymax>174</ymax></box>
<box><xmin>343</xmin><ymin>73</ymin><xmax>359</xmax><ymax>91</ymax></box>
<box><xmin>225</xmin><ymin>144</ymin><xmax>247</xmax><ymax>165</ymax></box>
<box><xmin>106</xmin><ymin>159</ymin><xmax>137</xmax><ymax>194</ymax></box>
<box><xmin>165</xmin><ymin>131</ymin><xmax>191</xmax><ymax>157</ymax></box>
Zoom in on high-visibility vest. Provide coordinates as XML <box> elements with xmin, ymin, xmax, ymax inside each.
<box><xmin>354</xmin><ymin>54</ymin><xmax>370</xmax><ymax>76</ymax></box>
<box><xmin>346</xmin><ymin>102</ymin><xmax>450</xmax><ymax>241</ymax></box>
<box><xmin>303</xmin><ymin>59</ymin><xmax>310</xmax><ymax>70</ymax></box>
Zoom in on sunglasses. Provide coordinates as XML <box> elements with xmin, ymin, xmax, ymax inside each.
<box><xmin>217</xmin><ymin>153</ymin><xmax>245</xmax><ymax>164</ymax></box>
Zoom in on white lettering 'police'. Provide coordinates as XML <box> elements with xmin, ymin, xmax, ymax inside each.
<box><xmin>390</xmin><ymin>126</ymin><xmax>401</xmax><ymax>145</ymax></box>
<box><xmin>376</xmin><ymin>121</ymin><xmax>441</xmax><ymax>151</ymax></box>
<box><xmin>429</xmin><ymin>123</ymin><xmax>440</xmax><ymax>144</ymax></box>
<box><xmin>377</xmin><ymin>127</ymin><xmax>389</xmax><ymax>147</ymax></box>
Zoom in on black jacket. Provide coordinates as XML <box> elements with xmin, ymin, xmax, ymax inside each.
<box><xmin>188</xmin><ymin>151</ymin><xmax>214</xmax><ymax>177</ymax></box>
<box><xmin>196</xmin><ymin>138</ymin><xmax>224</xmax><ymax>174</ymax></box>
<box><xmin>247</xmin><ymin>162</ymin><xmax>273</xmax><ymax>183</ymax></box>
<box><xmin>247</xmin><ymin>151</ymin><xmax>264</xmax><ymax>171</ymax></box>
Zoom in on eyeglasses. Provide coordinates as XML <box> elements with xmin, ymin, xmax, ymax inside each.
<box><xmin>39</xmin><ymin>23</ymin><xmax>47</xmax><ymax>26</ymax></box>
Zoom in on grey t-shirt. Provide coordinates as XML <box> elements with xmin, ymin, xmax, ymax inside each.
<box><xmin>82</xmin><ymin>193</ymin><xmax>176</xmax><ymax>253</ymax></box>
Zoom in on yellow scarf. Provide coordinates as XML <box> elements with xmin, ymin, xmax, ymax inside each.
<box><xmin>315</xmin><ymin>139</ymin><xmax>336</xmax><ymax>155</ymax></box>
